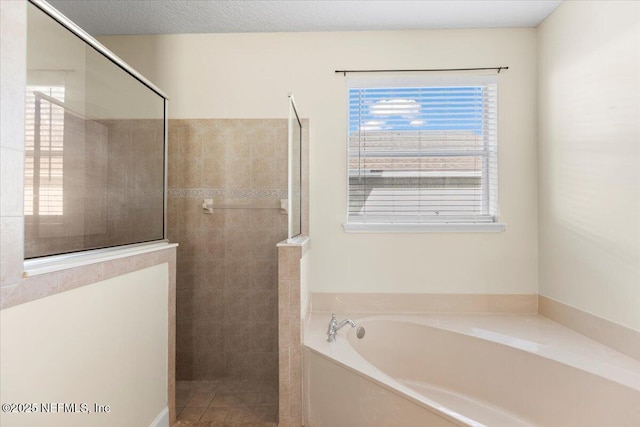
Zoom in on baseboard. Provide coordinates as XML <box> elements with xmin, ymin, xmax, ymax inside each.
<box><xmin>539</xmin><ymin>295</ymin><xmax>640</xmax><ymax>361</ymax></box>
<box><xmin>149</xmin><ymin>407</ymin><xmax>169</xmax><ymax>427</ymax></box>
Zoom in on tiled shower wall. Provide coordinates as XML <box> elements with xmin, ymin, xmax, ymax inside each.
<box><xmin>168</xmin><ymin>119</ymin><xmax>288</xmax><ymax>382</ymax></box>
<box><xmin>24</xmin><ymin>118</ymin><xmax>164</xmax><ymax>258</ymax></box>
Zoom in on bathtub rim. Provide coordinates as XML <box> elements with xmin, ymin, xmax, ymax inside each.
<box><xmin>306</xmin><ymin>313</ymin><xmax>640</xmax><ymax>392</ymax></box>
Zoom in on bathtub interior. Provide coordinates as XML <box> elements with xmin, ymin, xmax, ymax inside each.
<box><xmin>304</xmin><ymin>313</ymin><xmax>640</xmax><ymax>427</ymax></box>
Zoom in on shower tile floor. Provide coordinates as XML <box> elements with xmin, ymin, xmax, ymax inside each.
<box><xmin>173</xmin><ymin>379</ymin><xmax>278</xmax><ymax>427</ymax></box>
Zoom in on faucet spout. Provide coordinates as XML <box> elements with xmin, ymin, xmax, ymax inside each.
<box><xmin>336</xmin><ymin>319</ymin><xmax>357</xmax><ymax>329</ymax></box>
<box><xmin>327</xmin><ymin>313</ymin><xmax>357</xmax><ymax>342</ymax></box>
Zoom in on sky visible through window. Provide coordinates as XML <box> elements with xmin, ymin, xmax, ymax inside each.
<box><xmin>347</xmin><ymin>83</ymin><xmax>497</xmax><ymax>222</ymax></box>
<box><xmin>348</xmin><ymin>86</ymin><xmax>484</xmax><ymax>134</ymax></box>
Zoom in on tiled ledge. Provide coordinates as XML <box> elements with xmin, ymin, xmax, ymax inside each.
<box><xmin>24</xmin><ymin>242</ymin><xmax>178</xmax><ymax>276</ymax></box>
<box><xmin>311</xmin><ymin>292</ymin><xmax>538</xmax><ymax>314</ymax></box>
<box><xmin>539</xmin><ymin>295</ymin><xmax>640</xmax><ymax>361</ymax></box>
<box><xmin>310</xmin><ymin>292</ymin><xmax>640</xmax><ymax>362</ymax></box>
<box><xmin>276</xmin><ymin>236</ymin><xmax>310</xmax><ymax>254</ymax></box>
<box><xmin>1</xmin><ymin>244</ymin><xmax>177</xmax><ymax>310</ymax></box>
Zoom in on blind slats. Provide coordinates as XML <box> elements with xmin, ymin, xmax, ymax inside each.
<box><xmin>24</xmin><ymin>86</ymin><xmax>65</xmax><ymax>216</ymax></box>
<box><xmin>347</xmin><ymin>81</ymin><xmax>498</xmax><ymax>224</ymax></box>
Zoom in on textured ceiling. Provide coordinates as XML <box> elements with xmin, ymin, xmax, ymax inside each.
<box><xmin>45</xmin><ymin>0</ymin><xmax>564</xmax><ymax>36</ymax></box>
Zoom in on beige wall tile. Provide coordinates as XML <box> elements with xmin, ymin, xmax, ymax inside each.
<box><xmin>178</xmin><ymin>198</ymin><xmax>203</xmax><ymax>229</ymax></box>
<box><xmin>251</xmin><ymin>228</ymin><xmax>278</xmax><ymax>260</ymax></box>
<box><xmin>250</xmin><ymin>291</ymin><xmax>278</xmax><ymax>322</ymax></box>
<box><xmin>202</xmin><ymin>228</ymin><xmax>225</xmax><ymax>259</ymax></box>
<box><xmin>310</xmin><ymin>292</ymin><xmax>539</xmax><ymax>314</ymax></box>
<box><xmin>250</xmin><ymin>129</ymin><xmax>277</xmax><ymax>159</ymax></box>
<box><xmin>1</xmin><ymin>217</ymin><xmax>23</xmax><ymax>286</ymax></box>
<box><xmin>250</xmin><ymin>158</ymin><xmax>276</xmax><ymax>189</ymax></box>
<box><xmin>58</xmin><ymin>263</ymin><xmax>104</xmax><ymax>293</ymax></box>
<box><xmin>539</xmin><ymin>295</ymin><xmax>640</xmax><ymax>361</ymax></box>
<box><xmin>278</xmin><ymin>313</ymin><xmax>290</xmax><ymax>349</ymax></box>
<box><xmin>225</xmin><ymin>258</ymin><xmax>251</xmax><ymax>290</ymax></box>
<box><xmin>250</xmin><ymin>259</ymin><xmax>277</xmax><ymax>292</ymax></box>
<box><xmin>225</xmin><ymin>228</ymin><xmax>252</xmax><ymax>259</ymax></box>
<box><xmin>201</xmin><ymin>128</ymin><xmax>225</xmax><ymax>159</ymax></box>
<box><xmin>223</xmin><ymin>291</ymin><xmax>251</xmax><ymax>321</ymax></box>
<box><xmin>250</xmin><ymin>321</ymin><xmax>278</xmax><ymax>353</ymax></box>
<box><xmin>179</xmin><ymin>130</ymin><xmax>203</xmax><ymax>160</ymax></box>
<box><xmin>202</xmin><ymin>209</ymin><xmax>226</xmax><ymax>229</ymax></box>
<box><xmin>226</xmin><ymin>130</ymin><xmax>251</xmax><ymax>159</ymax></box>
<box><xmin>13</xmin><ymin>274</ymin><xmax>60</xmax><ymax>306</ymax></box>
<box><xmin>0</xmin><ymin>0</ymin><xmax>26</xmax><ymax>152</ymax></box>
<box><xmin>226</xmin><ymin>208</ymin><xmax>253</xmax><ymax>228</ymax></box>
<box><xmin>170</xmin><ymin>119</ymin><xmax>291</xmax><ymax>385</ymax></box>
<box><xmin>167</xmin><ymin>197</ymin><xmax>180</xmax><ymax>229</ymax></box>
<box><xmin>180</xmin><ymin>157</ymin><xmax>203</xmax><ymax>188</ymax></box>
<box><xmin>226</xmin><ymin>157</ymin><xmax>251</xmax><ymax>188</ymax></box>
<box><xmin>0</xmin><ymin>147</ymin><xmax>24</xmax><ymax>217</ymax></box>
<box><xmin>201</xmin><ymin>157</ymin><xmax>226</xmax><ymax>187</ymax></box>
<box><xmin>167</xmin><ymin>125</ymin><xmax>183</xmax><ymax>160</ymax></box>
<box><xmin>225</xmin><ymin>321</ymin><xmax>251</xmax><ymax>353</ymax></box>
<box><xmin>101</xmin><ymin>256</ymin><xmax>137</xmax><ymax>281</ymax></box>
<box><xmin>168</xmin><ymin>157</ymin><xmax>181</xmax><ymax>188</ymax></box>
<box><xmin>192</xmin><ymin>350</ymin><xmax>227</xmax><ymax>378</ymax></box>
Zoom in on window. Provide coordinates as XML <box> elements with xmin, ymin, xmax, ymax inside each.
<box><xmin>24</xmin><ymin>86</ymin><xmax>65</xmax><ymax>216</ymax></box>
<box><xmin>345</xmin><ymin>76</ymin><xmax>504</xmax><ymax>232</ymax></box>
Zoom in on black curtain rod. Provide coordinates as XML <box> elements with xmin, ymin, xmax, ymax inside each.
<box><xmin>335</xmin><ymin>66</ymin><xmax>509</xmax><ymax>76</ymax></box>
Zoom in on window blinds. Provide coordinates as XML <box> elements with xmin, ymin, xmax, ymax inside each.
<box><xmin>347</xmin><ymin>76</ymin><xmax>498</xmax><ymax>224</ymax></box>
<box><xmin>24</xmin><ymin>86</ymin><xmax>65</xmax><ymax>216</ymax></box>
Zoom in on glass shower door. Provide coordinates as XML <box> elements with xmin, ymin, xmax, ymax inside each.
<box><xmin>288</xmin><ymin>94</ymin><xmax>302</xmax><ymax>239</ymax></box>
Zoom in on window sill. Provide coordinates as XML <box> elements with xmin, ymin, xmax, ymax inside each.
<box><xmin>23</xmin><ymin>241</ymin><xmax>178</xmax><ymax>277</ymax></box>
<box><xmin>342</xmin><ymin>222</ymin><xmax>506</xmax><ymax>233</ymax></box>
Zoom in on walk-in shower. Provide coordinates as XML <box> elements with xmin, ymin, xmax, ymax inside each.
<box><xmin>171</xmin><ymin>95</ymin><xmax>305</xmax><ymax>424</ymax></box>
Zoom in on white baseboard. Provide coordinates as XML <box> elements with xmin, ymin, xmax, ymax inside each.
<box><xmin>149</xmin><ymin>407</ymin><xmax>169</xmax><ymax>427</ymax></box>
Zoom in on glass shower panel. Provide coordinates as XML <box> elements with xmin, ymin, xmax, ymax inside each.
<box><xmin>288</xmin><ymin>95</ymin><xmax>302</xmax><ymax>239</ymax></box>
<box><xmin>24</xmin><ymin>2</ymin><xmax>166</xmax><ymax>259</ymax></box>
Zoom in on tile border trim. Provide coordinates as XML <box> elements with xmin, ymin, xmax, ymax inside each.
<box><xmin>310</xmin><ymin>292</ymin><xmax>538</xmax><ymax>314</ymax></box>
<box><xmin>168</xmin><ymin>188</ymin><xmax>287</xmax><ymax>198</ymax></box>
<box><xmin>1</xmin><ymin>246</ymin><xmax>177</xmax><ymax>310</ymax></box>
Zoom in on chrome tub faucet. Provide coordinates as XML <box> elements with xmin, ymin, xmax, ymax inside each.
<box><xmin>327</xmin><ymin>313</ymin><xmax>356</xmax><ymax>342</ymax></box>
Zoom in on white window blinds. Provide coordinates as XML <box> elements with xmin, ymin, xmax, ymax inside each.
<box><xmin>24</xmin><ymin>86</ymin><xmax>65</xmax><ymax>216</ymax></box>
<box><xmin>347</xmin><ymin>76</ymin><xmax>498</xmax><ymax>225</ymax></box>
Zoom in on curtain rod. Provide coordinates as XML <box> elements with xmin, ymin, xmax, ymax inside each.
<box><xmin>335</xmin><ymin>66</ymin><xmax>509</xmax><ymax>76</ymax></box>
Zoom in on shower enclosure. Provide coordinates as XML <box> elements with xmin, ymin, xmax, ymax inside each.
<box><xmin>171</xmin><ymin>95</ymin><xmax>305</xmax><ymax>424</ymax></box>
<box><xmin>23</xmin><ymin>0</ymin><xmax>167</xmax><ymax>261</ymax></box>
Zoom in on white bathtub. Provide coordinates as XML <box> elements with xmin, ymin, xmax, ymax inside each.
<box><xmin>304</xmin><ymin>314</ymin><xmax>640</xmax><ymax>427</ymax></box>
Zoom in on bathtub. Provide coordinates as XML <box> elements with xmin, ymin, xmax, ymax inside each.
<box><xmin>304</xmin><ymin>314</ymin><xmax>640</xmax><ymax>427</ymax></box>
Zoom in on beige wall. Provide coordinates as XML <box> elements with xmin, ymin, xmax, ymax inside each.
<box><xmin>538</xmin><ymin>1</ymin><xmax>640</xmax><ymax>331</ymax></box>
<box><xmin>0</xmin><ymin>265</ymin><xmax>169</xmax><ymax>427</ymax></box>
<box><xmin>100</xmin><ymin>28</ymin><xmax>539</xmax><ymax>295</ymax></box>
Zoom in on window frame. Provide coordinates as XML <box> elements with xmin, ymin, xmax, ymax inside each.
<box><xmin>343</xmin><ymin>75</ymin><xmax>505</xmax><ymax>233</ymax></box>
